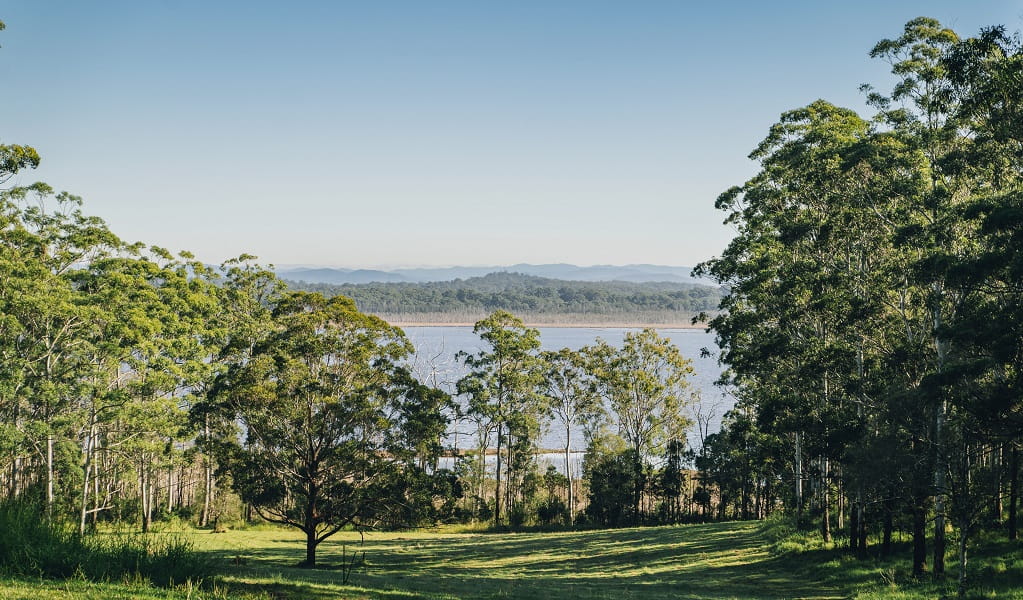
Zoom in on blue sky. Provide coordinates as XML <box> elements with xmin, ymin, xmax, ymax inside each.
<box><xmin>3</xmin><ymin>1</ymin><xmax>1021</xmax><ymax>268</ymax></box>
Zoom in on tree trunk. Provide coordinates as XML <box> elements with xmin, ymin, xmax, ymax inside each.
<box><xmin>565</xmin><ymin>426</ymin><xmax>573</xmax><ymax>525</ymax></box>
<box><xmin>837</xmin><ymin>479</ymin><xmax>844</xmax><ymax>530</ymax></box>
<box><xmin>1009</xmin><ymin>443</ymin><xmax>1018</xmax><ymax>541</ymax></box>
<box><xmin>199</xmin><ymin>417</ymin><xmax>212</xmax><ymax>527</ymax></box>
<box><xmin>79</xmin><ymin>421</ymin><xmax>96</xmax><ymax>536</ymax></box>
<box><xmin>821</xmin><ymin>458</ymin><xmax>831</xmax><ymax>543</ymax></box>
<box><xmin>304</xmin><ymin>528</ymin><xmax>318</xmax><ymax>568</ymax></box>
<box><xmin>140</xmin><ymin>468</ymin><xmax>149</xmax><ymax>533</ymax></box>
<box><xmin>993</xmin><ymin>445</ymin><xmax>1003</xmax><ymax>523</ymax></box>
<box><xmin>882</xmin><ymin>500</ymin><xmax>893</xmax><ymax>556</ymax></box>
<box><xmin>166</xmin><ymin>464</ymin><xmax>174</xmax><ymax>513</ymax></box>
<box><xmin>302</xmin><ymin>480</ymin><xmax>319</xmax><ymax>567</ymax></box>
<box><xmin>200</xmin><ymin>460</ymin><xmax>213</xmax><ymax>527</ymax></box>
<box><xmin>46</xmin><ymin>434</ymin><xmax>55</xmax><ymax>519</ymax></box>
<box><xmin>633</xmin><ymin>445</ymin><xmax>644</xmax><ymax>522</ymax></box>
<box><xmin>848</xmin><ymin>498</ymin><xmax>859</xmax><ymax>552</ymax></box>
<box><xmin>933</xmin><ymin>294</ymin><xmax>948</xmax><ymax>576</ymax></box>
<box><xmin>857</xmin><ymin>503</ymin><xmax>868</xmax><ymax>557</ymax></box>
<box><xmin>913</xmin><ymin>494</ymin><xmax>928</xmax><ymax>577</ymax></box>
<box><xmin>92</xmin><ymin>447</ymin><xmax>102</xmax><ymax>527</ymax></box>
<box><xmin>506</xmin><ymin>431</ymin><xmax>515</xmax><ymax>521</ymax></box>
<box><xmin>494</xmin><ymin>423</ymin><xmax>503</xmax><ymax>527</ymax></box>
<box><xmin>795</xmin><ymin>432</ymin><xmax>803</xmax><ymax>521</ymax></box>
<box><xmin>957</xmin><ymin>525</ymin><xmax>968</xmax><ymax>598</ymax></box>
<box><xmin>934</xmin><ymin>429</ymin><xmax>947</xmax><ymax>575</ymax></box>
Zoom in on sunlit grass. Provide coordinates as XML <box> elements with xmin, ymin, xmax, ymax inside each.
<box><xmin>3</xmin><ymin>520</ymin><xmax>1022</xmax><ymax>599</ymax></box>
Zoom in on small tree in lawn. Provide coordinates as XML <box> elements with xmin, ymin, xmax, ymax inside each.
<box><xmin>219</xmin><ymin>291</ymin><xmax>442</xmax><ymax>567</ymax></box>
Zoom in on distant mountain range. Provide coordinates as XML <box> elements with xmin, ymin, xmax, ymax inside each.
<box><xmin>276</xmin><ymin>263</ymin><xmax>709</xmax><ymax>285</ymax></box>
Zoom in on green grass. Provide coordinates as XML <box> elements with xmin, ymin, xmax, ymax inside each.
<box><xmin>0</xmin><ymin>498</ymin><xmax>211</xmax><ymax>587</ymax></box>
<box><xmin>3</xmin><ymin>520</ymin><xmax>1022</xmax><ymax>599</ymax></box>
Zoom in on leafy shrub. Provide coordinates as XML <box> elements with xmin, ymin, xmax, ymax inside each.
<box><xmin>536</xmin><ymin>497</ymin><xmax>569</xmax><ymax>526</ymax></box>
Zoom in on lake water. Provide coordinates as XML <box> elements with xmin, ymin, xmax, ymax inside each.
<box><xmin>401</xmin><ymin>326</ymin><xmax>731</xmax><ymax>475</ymax></box>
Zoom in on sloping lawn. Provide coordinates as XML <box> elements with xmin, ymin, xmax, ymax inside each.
<box><xmin>192</xmin><ymin>522</ymin><xmax>860</xmax><ymax>599</ymax></box>
<box><xmin>3</xmin><ymin>521</ymin><xmax>1021</xmax><ymax>599</ymax></box>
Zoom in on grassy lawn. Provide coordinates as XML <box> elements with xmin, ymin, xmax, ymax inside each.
<box><xmin>2</xmin><ymin>521</ymin><xmax>1022</xmax><ymax>599</ymax></box>
<box><xmin>197</xmin><ymin>521</ymin><xmax>845</xmax><ymax>600</ymax></box>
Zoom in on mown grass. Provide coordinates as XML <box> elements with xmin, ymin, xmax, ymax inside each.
<box><xmin>2</xmin><ymin>519</ymin><xmax>1021</xmax><ymax>599</ymax></box>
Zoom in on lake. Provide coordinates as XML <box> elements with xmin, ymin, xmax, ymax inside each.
<box><xmin>401</xmin><ymin>326</ymin><xmax>731</xmax><ymax>475</ymax></box>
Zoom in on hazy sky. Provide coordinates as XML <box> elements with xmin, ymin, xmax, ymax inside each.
<box><xmin>3</xmin><ymin>2</ymin><xmax>1021</xmax><ymax>268</ymax></box>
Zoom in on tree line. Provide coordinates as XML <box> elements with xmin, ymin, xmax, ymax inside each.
<box><xmin>1</xmin><ymin>83</ymin><xmax>708</xmax><ymax>566</ymax></box>
<box><xmin>694</xmin><ymin>17</ymin><xmax>1022</xmax><ymax>596</ymax></box>
<box><xmin>0</xmin><ymin>168</ymin><xmax>706</xmax><ymax>562</ymax></box>
<box><xmin>287</xmin><ymin>272</ymin><xmax>721</xmax><ymax>317</ymax></box>
<box><xmin>450</xmin><ymin>311</ymin><xmax>701</xmax><ymax>530</ymax></box>
<box><xmin>0</xmin><ymin>172</ymin><xmax>459</xmax><ymax>565</ymax></box>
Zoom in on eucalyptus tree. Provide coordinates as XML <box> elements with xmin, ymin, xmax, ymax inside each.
<box><xmin>0</xmin><ymin>184</ymin><xmax>120</xmax><ymax>516</ymax></box>
<box><xmin>127</xmin><ymin>251</ymin><xmax>222</xmax><ymax>532</ymax></box>
<box><xmin>936</xmin><ymin>26</ymin><xmax>1023</xmax><ymax>591</ymax></box>
<box><xmin>217</xmin><ymin>291</ymin><xmax>443</xmax><ymax>566</ymax></box>
<box><xmin>192</xmin><ymin>256</ymin><xmax>284</xmax><ymax>527</ymax></box>
<box><xmin>67</xmin><ymin>248</ymin><xmax>222</xmax><ymax>531</ymax></box>
<box><xmin>538</xmin><ymin>347</ymin><xmax>602</xmax><ymax>522</ymax></box>
<box><xmin>698</xmin><ymin>99</ymin><xmax>884</xmax><ymax>542</ymax></box>
<box><xmin>589</xmin><ymin>329</ymin><xmax>694</xmax><ymax>519</ymax></box>
<box><xmin>456</xmin><ymin>311</ymin><xmax>542</xmax><ymax>527</ymax></box>
<box><xmin>868</xmin><ymin>18</ymin><xmax>984</xmax><ymax>574</ymax></box>
<box><xmin>693</xmin><ymin>18</ymin><xmax>1020</xmax><ymax>590</ymax></box>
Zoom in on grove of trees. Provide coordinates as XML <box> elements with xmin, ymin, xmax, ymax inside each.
<box><xmin>694</xmin><ymin>17</ymin><xmax>1023</xmax><ymax>596</ymax></box>
<box><xmin>7</xmin><ymin>13</ymin><xmax>1022</xmax><ymax>597</ymax></box>
<box><xmin>0</xmin><ymin>98</ymin><xmax>705</xmax><ymax>564</ymax></box>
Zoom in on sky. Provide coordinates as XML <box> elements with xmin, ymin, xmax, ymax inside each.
<box><xmin>3</xmin><ymin>1</ymin><xmax>1022</xmax><ymax>268</ymax></box>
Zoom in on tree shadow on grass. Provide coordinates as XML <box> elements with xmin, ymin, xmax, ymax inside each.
<box><xmin>200</xmin><ymin>522</ymin><xmax>1023</xmax><ymax>599</ymax></box>
<box><xmin>203</xmin><ymin>522</ymin><xmax>865</xmax><ymax>599</ymax></box>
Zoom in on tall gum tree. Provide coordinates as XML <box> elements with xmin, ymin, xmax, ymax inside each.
<box><xmin>456</xmin><ymin>311</ymin><xmax>542</xmax><ymax>527</ymax></box>
<box><xmin>870</xmin><ymin>17</ymin><xmax>979</xmax><ymax>576</ymax></box>
<box><xmin>590</xmin><ymin>329</ymin><xmax>694</xmax><ymax>519</ymax></box>
<box><xmin>539</xmin><ymin>347</ymin><xmax>602</xmax><ymax>522</ymax></box>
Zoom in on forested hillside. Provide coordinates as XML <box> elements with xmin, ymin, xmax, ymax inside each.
<box><xmin>286</xmin><ymin>272</ymin><xmax>722</xmax><ymax>319</ymax></box>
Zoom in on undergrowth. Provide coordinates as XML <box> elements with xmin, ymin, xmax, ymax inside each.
<box><xmin>758</xmin><ymin>514</ymin><xmax>1023</xmax><ymax>600</ymax></box>
<box><xmin>0</xmin><ymin>498</ymin><xmax>212</xmax><ymax>587</ymax></box>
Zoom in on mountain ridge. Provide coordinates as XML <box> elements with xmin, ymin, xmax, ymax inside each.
<box><xmin>277</xmin><ymin>263</ymin><xmax>708</xmax><ymax>285</ymax></box>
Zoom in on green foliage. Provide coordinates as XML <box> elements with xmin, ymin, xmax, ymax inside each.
<box><xmin>457</xmin><ymin>311</ymin><xmax>545</xmax><ymax>527</ymax></box>
<box><xmin>289</xmin><ymin>272</ymin><xmax>721</xmax><ymax>317</ymax></box>
<box><xmin>582</xmin><ymin>434</ymin><xmax>641</xmax><ymax>527</ymax></box>
<box><xmin>697</xmin><ymin>15</ymin><xmax>1023</xmax><ymax>595</ymax></box>
<box><xmin>217</xmin><ymin>291</ymin><xmax>449</xmax><ymax>565</ymax></box>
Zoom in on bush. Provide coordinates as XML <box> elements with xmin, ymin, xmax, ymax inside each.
<box><xmin>0</xmin><ymin>497</ymin><xmax>211</xmax><ymax>586</ymax></box>
<box><xmin>536</xmin><ymin>497</ymin><xmax>569</xmax><ymax>526</ymax></box>
<box><xmin>508</xmin><ymin>505</ymin><xmax>529</xmax><ymax>527</ymax></box>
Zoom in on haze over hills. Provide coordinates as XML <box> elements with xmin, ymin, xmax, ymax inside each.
<box><xmin>276</xmin><ymin>263</ymin><xmax>708</xmax><ymax>285</ymax></box>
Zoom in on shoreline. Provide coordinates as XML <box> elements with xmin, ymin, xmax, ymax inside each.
<box><xmin>387</xmin><ymin>320</ymin><xmax>710</xmax><ymax>329</ymax></box>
